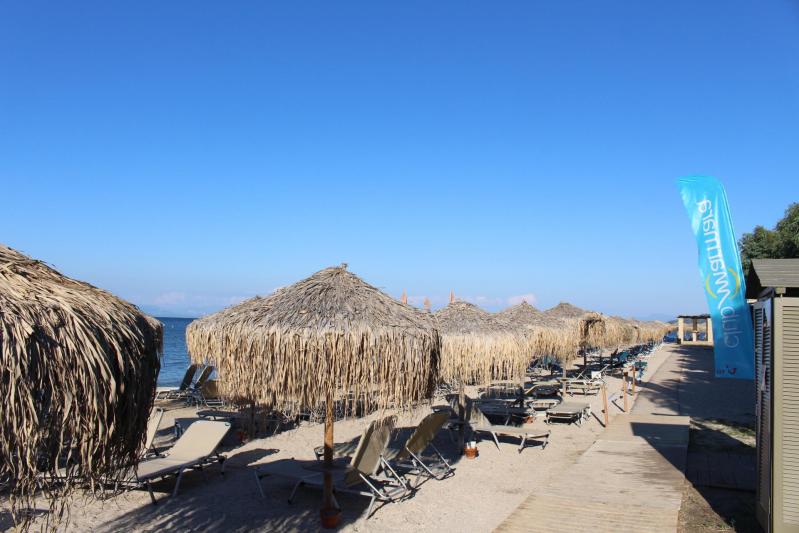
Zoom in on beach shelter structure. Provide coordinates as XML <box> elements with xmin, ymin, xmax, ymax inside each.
<box><xmin>497</xmin><ymin>301</ymin><xmax>580</xmax><ymax>363</ymax></box>
<box><xmin>186</xmin><ymin>264</ymin><xmax>440</xmax><ymax>522</ymax></box>
<box><xmin>544</xmin><ymin>302</ymin><xmax>589</xmax><ymax>320</ymax></box>
<box><xmin>434</xmin><ymin>300</ymin><xmax>529</xmax><ymax>386</ymax></box>
<box><xmin>545</xmin><ymin>302</ymin><xmax>609</xmax><ymax>354</ymax></box>
<box><xmin>433</xmin><ymin>300</ymin><xmax>529</xmax><ymax>448</ymax></box>
<box><xmin>0</xmin><ymin>244</ymin><xmax>162</xmax><ymax>526</ymax></box>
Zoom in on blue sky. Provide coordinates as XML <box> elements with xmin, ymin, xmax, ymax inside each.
<box><xmin>2</xmin><ymin>1</ymin><xmax>797</xmax><ymax>320</ymax></box>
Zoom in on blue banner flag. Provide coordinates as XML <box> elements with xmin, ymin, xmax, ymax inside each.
<box><xmin>678</xmin><ymin>176</ymin><xmax>754</xmax><ymax>379</ymax></box>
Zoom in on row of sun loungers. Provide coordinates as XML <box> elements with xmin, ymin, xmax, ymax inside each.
<box><xmin>254</xmin><ymin>412</ymin><xmax>455</xmax><ymax>517</ymax></box>
<box><xmin>122</xmin><ymin>343</ymin><xmax>657</xmax><ymax>514</ymax></box>
<box><xmin>155</xmin><ymin>364</ymin><xmax>225</xmax><ymax>407</ymax></box>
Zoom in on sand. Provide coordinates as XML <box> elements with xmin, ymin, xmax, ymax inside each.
<box><xmin>9</xmin><ymin>346</ymin><xmax>671</xmax><ymax>532</ymax></box>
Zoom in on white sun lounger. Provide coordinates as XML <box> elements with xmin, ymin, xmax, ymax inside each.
<box><xmin>256</xmin><ymin>418</ymin><xmax>408</xmax><ymax>518</ymax></box>
<box><xmin>155</xmin><ymin>364</ymin><xmax>200</xmax><ymax>400</ymax></box>
<box><xmin>464</xmin><ymin>397</ymin><xmax>550</xmax><ymax>453</ymax></box>
<box><xmin>142</xmin><ymin>407</ymin><xmax>164</xmax><ymax>457</ymax></box>
<box><xmin>132</xmin><ymin>420</ymin><xmax>230</xmax><ymax>504</ymax></box>
<box><xmin>384</xmin><ymin>411</ymin><xmax>454</xmax><ymax>483</ymax></box>
<box><xmin>545</xmin><ymin>401</ymin><xmax>591</xmax><ymax>425</ymax></box>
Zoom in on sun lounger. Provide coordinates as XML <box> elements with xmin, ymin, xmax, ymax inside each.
<box><xmin>464</xmin><ymin>398</ymin><xmax>550</xmax><ymax>453</ymax></box>
<box><xmin>565</xmin><ymin>379</ymin><xmax>602</xmax><ymax>396</ymax></box>
<box><xmin>155</xmin><ymin>364</ymin><xmax>199</xmax><ymax>400</ymax></box>
<box><xmin>523</xmin><ymin>380</ymin><xmax>561</xmax><ymax>397</ymax></box>
<box><xmin>194</xmin><ymin>379</ymin><xmax>225</xmax><ymax>407</ymax></box>
<box><xmin>545</xmin><ymin>401</ymin><xmax>590</xmax><ymax>425</ymax></box>
<box><xmin>142</xmin><ymin>408</ymin><xmax>164</xmax><ymax>457</ymax></box>
<box><xmin>256</xmin><ymin>417</ymin><xmax>407</xmax><ymax>518</ymax></box>
<box><xmin>529</xmin><ymin>397</ymin><xmax>561</xmax><ymax>411</ymax></box>
<box><xmin>131</xmin><ymin>420</ymin><xmax>230</xmax><ymax>504</ymax></box>
<box><xmin>476</xmin><ymin>400</ymin><xmax>536</xmax><ymax>424</ymax></box>
<box><xmin>384</xmin><ymin>411</ymin><xmax>454</xmax><ymax>483</ymax></box>
<box><xmin>312</xmin><ymin>416</ymin><xmax>397</xmax><ymax>461</ymax></box>
<box><xmin>186</xmin><ymin>366</ymin><xmax>215</xmax><ymax>405</ymax></box>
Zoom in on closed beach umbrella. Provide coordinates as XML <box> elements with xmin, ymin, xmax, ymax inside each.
<box><xmin>0</xmin><ymin>244</ymin><xmax>162</xmax><ymax>527</ymax></box>
<box><xmin>186</xmin><ymin>264</ymin><xmax>439</xmax><ymax>521</ymax></box>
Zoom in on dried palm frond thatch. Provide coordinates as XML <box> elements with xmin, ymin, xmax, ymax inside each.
<box><xmin>186</xmin><ymin>264</ymin><xmax>439</xmax><ymax>517</ymax></box>
<box><xmin>0</xmin><ymin>244</ymin><xmax>162</xmax><ymax>528</ymax></box>
<box><xmin>187</xmin><ymin>264</ymin><xmax>440</xmax><ymax>412</ymax></box>
<box><xmin>496</xmin><ymin>301</ymin><xmax>579</xmax><ymax>362</ymax></box>
<box><xmin>434</xmin><ymin>300</ymin><xmax>529</xmax><ymax>385</ymax></box>
<box><xmin>495</xmin><ymin>300</ymin><xmax>541</xmax><ymax>323</ymax></box>
<box><xmin>544</xmin><ymin>301</ymin><xmax>588</xmax><ymax>320</ymax></box>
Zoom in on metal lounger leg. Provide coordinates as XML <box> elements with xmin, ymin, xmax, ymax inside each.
<box><xmin>253</xmin><ymin>470</ymin><xmax>265</xmax><ymax>499</ymax></box>
<box><xmin>518</xmin><ymin>435</ymin><xmax>527</xmax><ymax>453</ymax></box>
<box><xmin>380</xmin><ymin>457</ymin><xmax>410</xmax><ymax>493</ymax></box>
<box><xmin>288</xmin><ymin>480</ymin><xmax>303</xmax><ymax>503</ymax></box>
<box><xmin>172</xmin><ymin>469</ymin><xmax>185</xmax><ymax>498</ymax></box>
<box><xmin>366</xmin><ymin>494</ymin><xmax>377</xmax><ymax>518</ymax></box>
<box><xmin>407</xmin><ymin>450</ymin><xmax>437</xmax><ymax>481</ymax></box>
<box><xmin>491</xmin><ymin>432</ymin><xmax>500</xmax><ymax>449</ymax></box>
<box><xmin>147</xmin><ymin>480</ymin><xmax>158</xmax><ymax>505</ymax></box>
<box><xmin>430</xmin><ymin>443</ymin><xmax>451</xmax><ymax>468</ymax></box>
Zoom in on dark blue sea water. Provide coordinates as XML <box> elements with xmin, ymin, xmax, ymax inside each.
<box><xmin>157</xmin><ymin>317</ymin><xmax>194</xmax><ymax>387</ymax></box>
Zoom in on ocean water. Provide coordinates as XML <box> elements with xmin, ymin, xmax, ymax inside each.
<box><xmin>157</xmin><ymin>317</ymin><xmax>194</xmax><ymax>387</ymax></box>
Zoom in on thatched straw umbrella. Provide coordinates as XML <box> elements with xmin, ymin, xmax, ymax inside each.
<box><xmin>543</xmin><ymin>301</ymin><xmax>588</xmax><ymax>320</ymax></box>
<box><xmin>496</xmin><ymin>301</ymin><xmax>578</xmax><ymax>363</ymax></box>
<box><xmin>433</xmin><ymin>300</ymin><xmax>529</xmax><ymax>449</ymax></box>
<box><xmin>544</xmin><ymin>303</ymin><xmax>614</xmax><ymax>375</ymax></box>
<box><xmin>495</xmin><ymin>300</ymin><xmax>541</xmax><ymax>324</ymax></box>
<box><xmin>0</xmin><ymin>244</ymin><xmax>162</xmax><ymax>527</ymax></box>
<box><xmin>434</xmin><ymin>300</ymin><xmax>529</xmax><ymax>386</ymax></box>
<box><xmin>186</xmin><ymin>264</ymin><xmax>439</xmax><ymax>522</ymax></box>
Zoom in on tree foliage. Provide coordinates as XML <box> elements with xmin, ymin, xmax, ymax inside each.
<box><xmin>739</xmin><ymin>202</ymin><xmax>799</xmax><ymax>272</ymax></box>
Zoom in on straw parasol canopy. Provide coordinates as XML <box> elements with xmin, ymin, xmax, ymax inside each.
<box><xmin>434</xmin><ymin>300</ymin><xmax>529</xmax><ymax>385</ymax></box>
<box><xmin>0</xmin><ymin>244</ymin><xmax>162</xmax><ymax>527</ymax></box>
<box><xmin>544</xmin><ymin>301</ymin><xmax>588</xmax><ymax>320</ymax></box>
<box><xmin>187</xmin><ymin>264</ymin><xmax>439</xmax><ymax>520</ymax></box>
<box><xmin>496</xmin><ymin>301</ymin><xmax>579</xmax><ymax>362</ymax></box>
<box><xmin>495</xmin><ymin>300</ymin><xmax>541</xmax><ymax>324</ymax></box>
<box><xmin>544</xmin><ymin>302</ymin><xmax>611</xmax><ymax>353</ymax></box>
<box><xmin>186</xmin><ymin>264</ymin><xmax>440</xmax><ymax>412</ymax></box>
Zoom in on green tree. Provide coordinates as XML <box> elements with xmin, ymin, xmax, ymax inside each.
<box><xmin>740</xmin><ymin>202</ymin><xmax>799</xmax><ymax>273</ymax></box>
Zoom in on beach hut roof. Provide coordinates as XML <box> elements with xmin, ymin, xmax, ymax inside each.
<box><xmin>186</xmin><ymin>264</ymin><xmax>440</xmax><ymax>411</ymax></box>
<box><xmin>0</xmin><ymin>244</ymin><xmax>162</xmax><ymax>526</ymax></box>
<box><xmin>433</xmin><ymin>300</ymin><xmax>529</xmax><ymax>384</ymax></box>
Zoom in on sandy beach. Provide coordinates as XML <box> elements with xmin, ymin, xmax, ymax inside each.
<box><xmin>16</xmin><ymin>346</ymin><xmax>671</xmax><ymax>533</ymax></box>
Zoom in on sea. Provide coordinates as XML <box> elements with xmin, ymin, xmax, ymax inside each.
<box><xmin>157</xmin><ymin>317</ymin><xmax>195</xmax><ymax>387</ymax></box>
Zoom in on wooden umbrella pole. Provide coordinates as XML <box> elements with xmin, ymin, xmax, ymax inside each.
<box><xmin>623</xmin><ymin>370</ymin><xmax>629</xmax><ymax>412</ymax></box>
<box><xmin>458</xmin><ymin>383</ymin><xmax>466</xmax><ymax>453</ymax></box>
<box><xmin>323</xmin><ymin>391</ymin><xmax>335</xmax><ymax>512</ymax></box>
<box><xmin>601</xmin><ymin>383</ymin><xmax>609</xmax><ymax>426</ymax></box>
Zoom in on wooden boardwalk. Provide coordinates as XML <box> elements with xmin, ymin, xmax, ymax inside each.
<box><xmin>495</xmin><ymin>346</ymin><xmax>691</xmax><ymax>533</ymax></box>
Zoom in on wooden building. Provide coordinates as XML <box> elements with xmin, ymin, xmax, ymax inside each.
<box><xmin>748</xmin><ymin>259</ymin><xmax>799</xmax><ymax>532</ymax></box>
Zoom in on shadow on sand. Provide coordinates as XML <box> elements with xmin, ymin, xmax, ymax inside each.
<box><xmin>94</xmin><ymin>419</ymin><xmax>463</xmax><ymax>532</ymax></box>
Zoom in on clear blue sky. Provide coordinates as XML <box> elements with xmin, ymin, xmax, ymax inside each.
<box><xmin>2</xmin><ymin>1</ymin><xmax>797</xmax><ymax>320</ymax></box>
